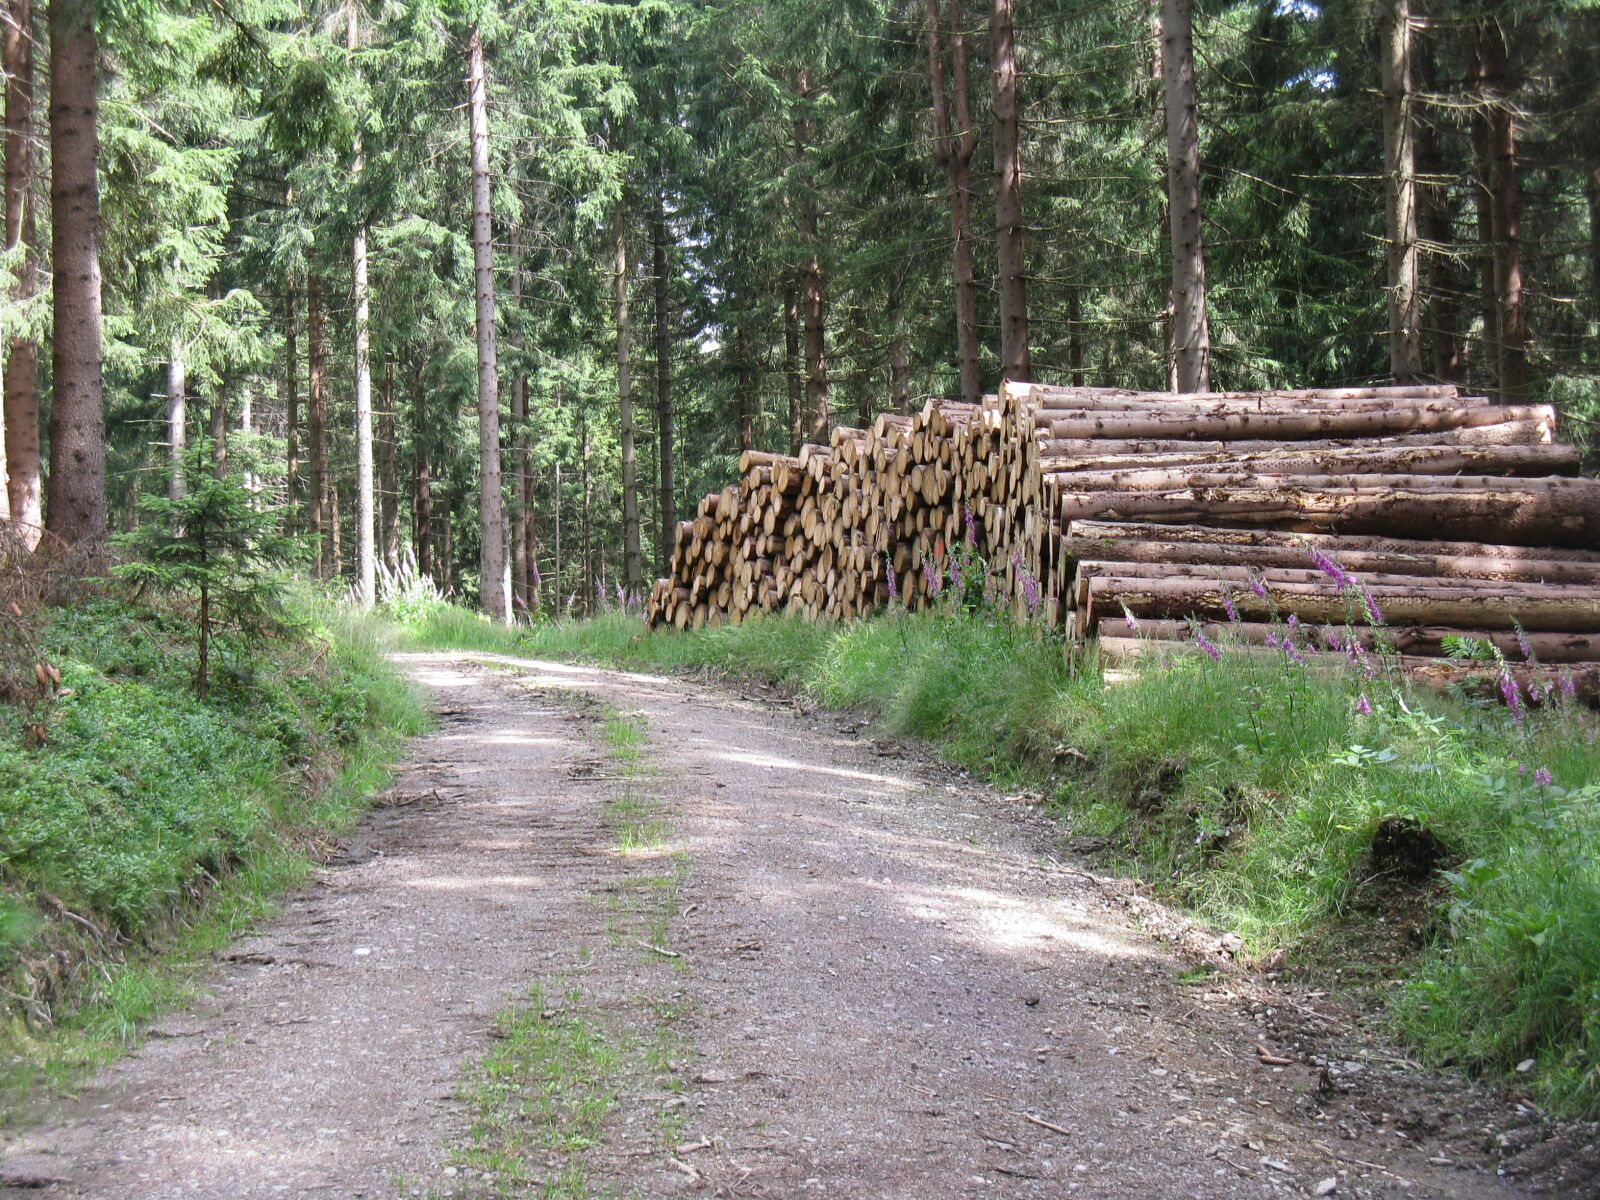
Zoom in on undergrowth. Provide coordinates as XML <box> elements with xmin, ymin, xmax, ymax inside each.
<box><xmin>0</xmin><ymin>589</ymin><xmax>425</xmax><ymax>1116</ymax></box>
<box><xmin>394</xmin><ymin>598</ymin><xmax>1600</xmax><ymax>1118</ymax></box>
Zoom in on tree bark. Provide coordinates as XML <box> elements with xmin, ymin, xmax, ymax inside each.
<box><xmin>307</xmin><ymin>272</ymin><xmax>330</xmax><ymax>577</ymax></box>
<box><xmin>1159</xmin><ymin>0</ymin><xmax>1211</xmax><ymax>393</ymax></box>
<box><xmin>378</xmin><ymin>356</ymin><xmax>398</xmax><ymax>575</ymax></box>
<box><xmin>1478</xmin><ymin>20</ymin><xmax>1526</xmax><ymax>401</ymax></box>
<box><xmin>653</xmin><ymin>190</ymin><xmax>676</xmax><ymax>575</ymax></box>
<box><xmin>1380</xmin><ymin>0</ymin><xmax>1422</xmax><ymax>382</ymax></box>
<box><xmin>794</xmin><ymin>71</ymin><xmax>829</xmax><ymax>440</ymax></box>
<box><xmin>613</xmin><ymin>201</ymin><xmax>643</xmax><ymax>600</ymax></box>
<box><xmin>4</xmin><ymin>0</ymin><xmax>40</xmax><ymax>542</ymax></box>
<box><xmin>45</xmin><ymin>0</ymin><xmax>107</xmax><ymax>546</ymax></box>
<box><xmin>737</xmin><ymin>321</ymin><xmax>755</xmax><ymax>452</ymax></box>
<box><xmin>508</xmin><ymin>230</ymin><xmax>528</xmax><ymax>611</ymax></box>
<box><xmin>348</xmin><ymin>0</ymin><xmax>375</xmax><ymax>607</ymax></box>
<box><xmin>926</xmin><ymin>0</ymin><xmax>982</xmax><ymax>404</ymax></box>
<box><xmin>209</xmin><ymin>388</ymin><xmax>228</xmax><ymax>480</ymax></box>
<box><xmin>784</xmin><ymin>276</ymin><xmax>802</xmax><ymax>453</ymax></box>
<box><xmin>1590</xmin><ymin>163</ymin><xmax>1600</xmax><ymax>359</ymax></box>
<box><xmin>1414</xmin><ymin>35</ymin><xmax>1461</xmax><ymax>383</ymax></box>
<box><xmin>1068</xmin><ymin>286</ymin><xmax>1086</xmax><ymax>386</ymax></box>
<box><xmin>283</xmin><ymin>278</ymin><xmax>299</xmax><ymax>527</ymax></box>
<box><xmin>167</xmin><ymin>331</ymin><xmax>186</xmax><ymax>500</ymax></box>
<box><xmin>1470</xmin><ymin>105</ymin><xmax>1497</xmax><ymax>393</ymax></box>
<box><xmin>412</xmin><ymin>359</ymin><xmax>432</xmax><ymax>580</ymax></box>
<box><xmin>467</xmin><ymin>27</ymin><xmax>508</xmax><ymax>622</ymax></box>
<box><xmin>990</xmin><ymin>0</ymin><xmax>1031</xmax><ymax>383</ymax></box>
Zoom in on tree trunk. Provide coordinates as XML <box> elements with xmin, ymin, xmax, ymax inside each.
<box><xmin>1159</xmin><ymin>0</ymin><xmax>1211</xmax><ymax>393</ymax></box>
<box><xmin>412</xmin><ymin>360</ymin><xmax>432</xmax><ymax>580</ymax></box>
<box><xmin>1471</xmin><ymin>110</ymin><xmax>1497</xmax><ymax>394</ymax></box>
<box><xmin>283</xmin><ymin>279</ymin><xmax>299</xmax><ymax>526</ymax></box>
<box><xmin>580</xmin><ymin>403</ymin><xmax>592</xmax><ymax>613</ymax></box>
<box><xmin>990</xmin><ymin>0</ymin><xmax>1031</xmax><ymax>383</ymax></box>
<box><xmin>378</xmin><ymin>356</ymin><xmax>398</xmax><ymax>575</ymax></box>
<box><xmin>467</xmin><ymin>27</ymin><xmax>508</xmax><ymax>622</ymax></box>
<box><xmin>613</xmin><ymin>201</ymin><xmax>643</xmax><ymax>600</ymax></box>
<box><xmin>1414</xmin><ymin>36</ymin><xmax>1461</xmax><ymax>383</ymax></box>
<box><xmin>794</xmin><ymin>72</ymin><xmax>830</xmax><ymax>441</ymax></box>
<box><xmin>508</xmin><ymin>228</ymin><xmax>526</xmax><ymax>611</ymax></box>
<box><xmin>1590</xmin><ymin>164</ymin><xmax>1600</xmax><ymax>357</ymax></box>
<box><xmin>307</xmin><ymin>273</ymin><xmax>330</xmax><ymax>577</ymax></box>
<box><xmin>347</xmin><ymin>0</ymin><xmax>375</xmax><ymax>605</ymax></box>
<box><xmin>784</xmin><ymin>276</ymin><xmax>802</xmax><ymax>453</ymax></box>
<box><xmin>210</xmin><ymin>388</ymin><xmax>228</xmax><ymax>480</ymax></box>
<box><xmin>1380</xmin><ymin>0</ymin><xmax>1422</xmax><ymax>382</ymax></box>
<box><xmin>1068</xmin><ymin>286</ymin><xmax>1086</xmax><ymax>386</ymax></box>
<box><xmin>45</xmin><ymin>0</ymin><xmax>107</xmax><ymax>545</ymax></box>
<box><xmin>653</xmin><ymin>190</ymin><xmax>676</xmax><ymax>575</ymax></box>
<box><xmin>888</xmin><ymin>305</ymin><xmax>910</xmax><ymax>416</ymax></box>
<box><xmin>737</xmin><ymin>321</ymin><xmax>755</xmax><ymax>452</ymax></box>
<box><xmin>1478</xmin><ymin>20</ymin><xmax>1526</xmax><ymax>401</ymax></box>
<box><xmin>4</xmin><ymin>0</ymin><xmax>40</xmax><ymax>542</ymax></box>
<box><xmin>167</xmin><ymin>332</ymin><xmax>186</xmax><ymax>501</ymax></box>
<box><xmin>926</xmin><ymin>0</ymin><xmax>982</xmax><ymax>405</ymax></box>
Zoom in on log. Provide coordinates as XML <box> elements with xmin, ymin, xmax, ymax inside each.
<box><xmin>1041</xmin><ymin>404</ymin><xmax>1556</xmax><ymax>442</ymax></box>
<box><xmin>1083</xmin><ymin>574</ymin><xmax>1600</xmax><ymax>633</ymax></box>
<box><xmin>1034</xmin><ymin>442</ymin><xmax>1577</xmax><ymax>480</ymax></box>
<box><xmin>1058</xmin><ymin>477</ymin><xmax>1600</xmax><ymax>547</ymax></box>
<box><xmin>1096</xmin><ymin>618</ymin><xmax>1600</xmax><ymax>664</ymax></box>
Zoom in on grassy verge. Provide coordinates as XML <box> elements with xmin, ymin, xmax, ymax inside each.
<box><xmin>0</xmin><ymin>590</ymin><xmax>427</xmax><ymax>1118</ymax></box>
<box><xmin>441</xmin><ymin>696</ymin><xmax>689</xmax><ymax>1199</ymax></box>
<box><xmin>395</xmin><ymin>601</ymin><xmax>1600</xmax><ymax>1118</ymax></box>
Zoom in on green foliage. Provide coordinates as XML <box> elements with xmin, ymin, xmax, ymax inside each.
<box><xmin>114</xmin><ymin>444</ymin><xmax>303</xmax><ymax>698</ymax></box>
<box><xmin>0</xmin><ymin>594</ymin><xmax>425</xmax><ymax>1110</ymax></box>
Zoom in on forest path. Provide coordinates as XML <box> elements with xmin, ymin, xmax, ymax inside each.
<box><xmin>0</xmin><ymin>653</ymin><xmax>1554</xmax><ymax>1199</ymax></box>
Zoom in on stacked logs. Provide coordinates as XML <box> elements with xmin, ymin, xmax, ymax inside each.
<box><xmin>644</xmin><ymin>380</ymin><xmax>1600</xmax><ymax>691</ymax></box>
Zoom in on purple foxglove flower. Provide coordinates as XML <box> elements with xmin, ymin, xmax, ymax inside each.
<box><xmin>1287</xmin><ymin>613</ymin><xmax>1300</xmax><ymax>633</ymax></box>
<box><xmin>1360</xmin><ymin>586</ymin><xmax>1383</xmax><ymax>626</ymax></box>
<box><xmin>1534</xmin><ymin>767</ymin><xmax>1553</xmax><ymax>787</ymax></box>
<box><xmin>1499</xmin><ymin>671</ymin><xmax>1523</xmax><ymax>719</ymax></box>
<box><xmin>964</xmin><ymin>507</ymin><xmax>978</xmax><ymax>547</ymax></box>
<box><xmin>1515</xmin><ymin>628</ymin><xmax>1535</xmax><ymax>663</ymax></box>
<box><xmin>1191</xmin><ymin>625</ymin><xmax>1223</xmax><ymax>662</ymax></box>
<box><xmin>1356</xmin><ymin>694</ymin><xmax>1372</xmax><ymax>716</ymax></box>
<box><xmin>1122</xmin><ymin>605</ymin><xmax>1138</xmax><ymax>631</ymax></box>
<box><xmin>1310</xmin><ymin>548</ymin><xmax>1352</xmax><ymax>591</ymax></box>
<box><xmin>1248</xmin><ymin>574</ymin><xmax>1268</xmax><ymax>600</ymax></box>
<box><xmin>885</xmin><ymin>556</ymin><xmax>899</xmax><ymax>602</ymax></box>
<box><xmin>1265</xmin><ymin>632</ymin><xmax>1281</xmax><ymax>649</ymax></box>
<box><xmin>1221</xmin><ymin>589</ymin><xmax>1240</xmax><ymax>623</ymax></box>
<box><xmin>1559</xmin><ymin>673</ymin><xmax>1578</xmax><ymax>701</ymax></box>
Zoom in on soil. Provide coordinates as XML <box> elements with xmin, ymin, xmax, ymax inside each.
<box><xmin>2</xmin><ymin>652</ymin><xmax>1594</xmax><ymax>1199</ymax></box>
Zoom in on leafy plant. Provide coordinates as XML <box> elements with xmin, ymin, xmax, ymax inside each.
<box><xmin>114</xmin><ymin>443</ymin><xmax>302</xmax><ymax>700</ymax></box>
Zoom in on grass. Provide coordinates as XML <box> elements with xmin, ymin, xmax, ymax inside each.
<box><xmin>437</xmin><ymin>685</ymin><xmax>690</xmax><ymax>1198</ymax></box>
<box><xmin>393</xmin><ymin>597</ymin><xmax>1600</xmax><ymax>1118</ymax></box>
<box><xmin>0</xmin><ymin>587</ymin><xmax>427</xmax><ymax>1119</ymax></box>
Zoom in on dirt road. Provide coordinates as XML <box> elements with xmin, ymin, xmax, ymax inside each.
<box><xmin>1</xmin><ymin>653</ymin><xmax>1584</xmax><ymax>1199</ymax></box>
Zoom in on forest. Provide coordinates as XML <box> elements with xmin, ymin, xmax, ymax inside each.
<box><xmin>3</xmin><ymin>0</ymin><xmax>1600</xmax><ymax>1191</ymax></box>
<box><xmin>2</xmin><ymin>0</ymin><xmax>1597</xmax><ymax>610</ymax></box>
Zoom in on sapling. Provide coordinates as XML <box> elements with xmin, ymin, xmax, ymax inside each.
<box><xmin>115</xmin><ymin>441</ymin><xmax>302</xmax><ymax>699</ymax></box>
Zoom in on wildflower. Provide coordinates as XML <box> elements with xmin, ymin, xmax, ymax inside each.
<box><xmin>1534</xmin><ymin>767</ymin><xmax>1553</xmax><ymax>787</ymax></box>
<box><xmin>949</xmin><ymin>553</ymin><xmax>965</xmax><ymax>594</ymax></box>
<box><xmin>1499</xmin><ymin>670</ymin><xmax>1524</xmax><ymax>720</ymax></box>
<box><xmin>1248</xmin><ymin>574</ymin><xmax>1268</xmax><ymax>600</ymax></box>
<box><xmin>1558</xmin><ymin>672</ymin><xmax>1578</xmax><ymax>702</ymax></box>
<box><xmin>1356</xmin><ymin>694</ymin><xmax>1372</xmax><ymax>716</ymax></box>
<box><xmin>1265</xmin><ymin>632</ymin><xmax>1281</xmax><ymax>650</ymax></box>
<box><xmin>1360</xmin><ymin>586</ymin><xmax>1383</xmax><ymax>627</ymax></box>
<box><xmin>615</xmin><ymin>581</ymin><xmax>626</xmax><ymax>610</ymax></box>
<box><xmin>1322</xmin><ymin>628</ymin><xmax>1345</xmax><ymax>654</ymax></box>
<box><xmin>885</xmin><ymin>555</ymin><xmax>899</xmax><ymax>603</ymax></box>
<box><xmin>1221</xmin><ymin>588</ymin><xmax>1240</xmax><ymax>623</ymax></box>
<box><xmin>964</xmin><ymin>507</ymin><xmax>978</xmax><ymax>547</ymax></box>
<box><xmin>922</xmin><ymin>558</ymin><xmax>943</xmax><ymax>598</ymax></box>
<box><xmin>1284</xmin><ymin>640</ymin><xmax>1306</xmax><ymax>667</ymax></box>
<box><xmin>1191</xmin><ymin>625</ymin><xmax>1223</xmax><ymax>662</ymax></box>
<box><xmin>1515</xmin><ymin>627</ymin><xmax>1535</xmax><ymax>664</ymax></box>
<box><xmin>1309</xmin><ymin>547</ymin><xmax>1352</xmax><ymax>591</ymax></box>
<box><xmin>1122</xmin><ymin>604</ymin><xmax>1138</xmax><ymax>631</ymax></box>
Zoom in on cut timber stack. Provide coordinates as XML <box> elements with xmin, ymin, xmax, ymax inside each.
<box><xmin>644</xmin><ymin>381</ymin><xmax>1600</xmax><ymax>696</ymax></box>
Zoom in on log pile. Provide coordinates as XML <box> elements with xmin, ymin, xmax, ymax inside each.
<box><xmin>644</xmin><ymin>381</ymin><xmax>1600</xmax><ymax>693</ymax></box>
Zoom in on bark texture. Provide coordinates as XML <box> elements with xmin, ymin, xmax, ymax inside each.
<box><xmin>1478</xmin><ymin>20</ymin><xmax>1526</xmax><ymax>401</ymax></box>
<box><xmin>167</xmin><ymin>332</ymin><xmax>186</xmax><ymax>501</ymax></box>
<box><xmin>1159</xmin><ymin>0</ymin><xmax>1211</xmax><ymax>393</ymax></box>
<box><xmin>926</xmin><ymin>0</ymin><xmax>981</xmax><ymax>404</ymax></box>
<box><xmin>45</xmin><ymin>0</ymin><xmax>107</xmax><ymax>545</ymax></box>
<box><xmin>653</xmin><ymin>192</ymin><xmax>676</xmax><ymax>575</ymax></box>
<box><xmin>467</xmin><ymin>28</ymin><xmax>508</xmax><ymax>622</ymax></box>
<box><xmin>990</xmin><ymin>0</ymin><xmax>1031</xmax><ymax>383</ymax></box>
<box><xmin>614</xmin><ymin>202</ymin><xmax>643</xmax><ymax>599</ymax></box>
<box><xmin>1380</xmin><ymin>0</ymin><xmax>1421</xmax><ymax>381</ymax></box>
<box><xmin>1414</xmin><ymin>35</ymin><xmax>1462</xmax><ymax>383</ymax></box>
<box><xmin>795</xmin><ymin>72</ymin><xmax>829</xmax><ymax>440</ymax></box>
<box><xmin>307</xmin><ymin>273</ymin><xmax>329</xmax><ymax>577</ymax></box>
<box><xmin>349</xmin><ymin>0</ymin><xmax>376</xmax><ymax>607</ymax></box>
<box><xmin>4</xmin><ymin>0</ymin><xmax>39</xmax><ymax>538</ymax></box>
